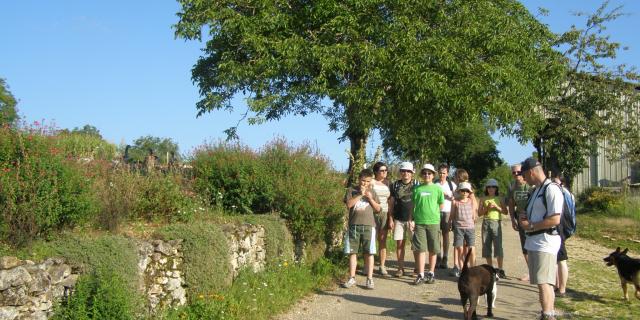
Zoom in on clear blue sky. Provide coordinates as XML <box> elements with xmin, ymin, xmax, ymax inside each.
<box><xmin>1</xmin><ymin>1</ymin><xmax>638</xmax><ymax>171</ymax></box>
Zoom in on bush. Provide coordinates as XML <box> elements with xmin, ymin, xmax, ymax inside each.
<box><xmin>88</xmin><ymin>164</ymin><xmax>200</xmax><ymax>231</ymax></box>
<box><xmin>30</xmin><ymin>233</ymin><xmax>144</xmax><ymax>319</ymax></box>
<box><xmin>0</xmin><ymin>127</ymin><xmax>98</xmax><ymax>246</ymax></box>
<box><xmin>52</xmin><ymin>269</ymin><xmax>136</xmax><ymax>320</ymax></box>
<box><xmin>191</xmin><ymin>139</ymin><xmax>344</xmax><ymax>243</ymax></box>
<box><xmin>54</xmin><ymin>132</ymin><xmax>117</xmax><ymax>160</ymax></box>
<box><xmin>578</xmin><ymin>187</ymin><xmax>623</xmax><ymax>212</ymax></box>
<box><xmin>155</xmin><ymin>222</ymin><xmax>231</xmax><ymax>297</ymax></box>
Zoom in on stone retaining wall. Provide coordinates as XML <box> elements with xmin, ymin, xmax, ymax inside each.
<box><xmin>0</xmin><ymin>257</ymin><xmax>79</xmax><ymax>320</ymax></box>
<box><xmin>0</xmin><ymin>223</ymin><xmax>272</xmax><ymax>319</ymax></box>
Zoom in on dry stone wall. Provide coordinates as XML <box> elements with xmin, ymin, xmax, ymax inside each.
<box><xmin>0</xmin><ymin>256</ymin><xmax>79</xmax><ymax>320</ymax></box>
<box><xmin>0</xmin><ymin>223</ymin><xmax>273</xmax><ymax>319</ymax></box>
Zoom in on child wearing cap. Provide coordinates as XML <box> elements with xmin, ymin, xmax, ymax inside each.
<box><xmin>479</xmin><ymin>178</ymin><xmax>508</xmax><ymax>279</ymax></box>
<box><xmin>448</xmin><ymin>181</ymin><xmax>477</xmax><ymax>277</ymax></box>
<box><xmin>410</xmin><ymin>163</ymin><xmax>444</xmax><ymax>284</ymax></box>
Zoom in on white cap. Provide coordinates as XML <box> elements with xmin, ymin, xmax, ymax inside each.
<box><xmin>421</xmin><ymin>163</ymin><xmax>436</xmax><ymax>173</ymax></box>
<box><xmin>485</xmin><ymin>178</ymin><xmax>499</xmax><ymax>188</ymax></box>
<box><xmin>399</xmin><ymin>161</ymin><xmax>414</xmax><ymax>173</ymax></box>
<box><xmin>458</xmin><ymin>181</ymin><xmax>473</xmax><ymax>192</ymax></box>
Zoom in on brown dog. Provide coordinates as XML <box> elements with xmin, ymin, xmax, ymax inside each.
<box><xmin>603</xmin><ymin>247</ymin><xmax>640</xmax><ymax>301</ymax></box>
<box><xmin>458</xmin><ymin>249</ymin><xmax>498</xmax><ymax>319</ymax></box>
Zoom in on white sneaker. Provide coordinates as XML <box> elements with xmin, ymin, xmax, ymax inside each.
<box><xmin>342</xmin><ymin>277</ymin><xmax>356</xmax><ymax>288</ymax></box>
<box><xmin>379</xmin><ymin>266</ymin><xmax>389</xmax><ymax>276</ymax></box>
<box><xmin>365</xmin><ymin>278</ymin><xmax>375</xmax><ymax>289</ymax></box>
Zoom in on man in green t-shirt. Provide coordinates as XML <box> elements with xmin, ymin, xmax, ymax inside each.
<box><xmin>507</xmin><ymin>163</ymin><xmax>532</xmax><ymax>282</ymax></box>
<box><xmin>411</xmin><ymin>164</ymin><xmax>444</xmax><ymax>284</ymax></box>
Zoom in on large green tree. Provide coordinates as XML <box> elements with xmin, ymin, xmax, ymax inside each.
<box><xmin>520</xmin><ymin>1</ymin><xmax>640</xmax><ymax>185</ymax></box>
<box><xmin>175</xmin><ymin>0</ymin><xmax>563</xmax><ymax>184</ymax></box>
<box><xmin>0</xmin><ymin>78</ymin><xmax>19</xmax><ymax>127</ymax></box>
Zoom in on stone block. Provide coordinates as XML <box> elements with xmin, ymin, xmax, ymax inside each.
<box><xmin>0</xmin><ymin>257</ymin><xmax>21</xmax><ymax>270</ymax></box>
<box><xmin>0</xmin><ymin>267</ymin><xmax>32</xmax><ymax>291</ymax></box>
<box><xmin>27</xmin><ymin>270</ymin><xmax>51</xmax><ymax>294</ymax></box>
<box><xmin>46</xmin><ymin>265</ymin><xmax>71</xmax><ymax>285</ymax></box>
<box><xmin>0</xmin><ymin>306</ymin><xmax>19</xmax><ymax>320</ymax></box>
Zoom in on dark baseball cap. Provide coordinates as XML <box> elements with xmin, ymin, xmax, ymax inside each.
<box><xmin>520</xmin><ymin>157</ymin><xmax>541</xmax><ymax>172</ymax></box>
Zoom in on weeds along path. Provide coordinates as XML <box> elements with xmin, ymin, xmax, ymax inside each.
<box><xmin>280</xmin><ymin>221</ymin><xmax>581</xmax><ymax>320</ymax></box>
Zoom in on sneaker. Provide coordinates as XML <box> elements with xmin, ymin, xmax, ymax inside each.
<box><xmin>450</xmin><ymin>266</ymin><xmax>460</xmax><ymax>277</ymax></box>
<box><xmin>538</xmin><ymin>312</ymin><xmax>557</xmax><ymax>320</ymax></box>
<box><xmin>395</xmin><ymin>268</ymin><xmax>404</xmax><ymax>277</ymax></box>
<box><xmin>498</xmin><ymin>269</ymin><xmax>506</xmax><ymax>279</ymax></box>
<box><xmin>413</xmin><ymin>275</ymin><xmax>424</xmax><ymax>285</ymax></box>
<box><xmin>341</xmin><ymin>277</ymin><xmax>356</xmax><ymax>288</ymax></box>
<box><xmin>365</xmin><ymin>278</ymin><xmax>375</xmax><ymax>289</ymax></box>
<box><xmin>379</xmin><ymin>266</ymin><xmax>389</xmax><ymax>277</ymax></box>
<box><xmin>425</xmin><ymin>272</ymin><xmax>435</xmax><ymax>284</ymax></box>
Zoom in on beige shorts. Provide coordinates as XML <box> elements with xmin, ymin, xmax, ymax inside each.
<box><xmin>528</xmin><ymin>251</ymin><xmax>558</xmax><ymax>285</ymax></box>
<box><xmin>393</xmin><ymin>219</ymin><xmax>412</xmax><ymax>241</ymax></box>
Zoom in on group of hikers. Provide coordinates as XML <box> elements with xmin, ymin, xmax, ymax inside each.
<box><xmin>342</xmin><ymin>157</ymin><xmax>571</xmax><ymax>320</ymax></box>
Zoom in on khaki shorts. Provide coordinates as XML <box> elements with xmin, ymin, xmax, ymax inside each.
<box><xmin>412</xmin><ymin>224</ymin><xmax>440</xmax><ymax>253</ymax></box>
<box><xmin>343</xmin><ymin>225</ymin><xmax>377</xmax><ymax>255</ymax></box>
<box><xmin>393</xmin><ymin>219</ymin><xmax>412</xmax><ymax>241</ymax></box>
<box><xmin>528</xmin><ymin>251</ymin><xmax>557</xmax><ymax>285</ymax></box>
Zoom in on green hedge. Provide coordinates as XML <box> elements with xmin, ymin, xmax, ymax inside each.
<box><xmin>154</xmin><ymin>222</ymin><xmax>232</xmax><ymax>298</ymax></box>
<box><xmin>191</xmin><ymin>139</ymin><xmax>345</xmax><ymax>244</ymax></box>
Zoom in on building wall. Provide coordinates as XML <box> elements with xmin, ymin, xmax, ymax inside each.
<box><xmin>571</xmin><ymin>139</ymin><xmax>637</xmax><ymax>195</ymax></box>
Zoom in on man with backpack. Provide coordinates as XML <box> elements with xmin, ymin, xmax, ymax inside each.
<box><xmin>518</xmin><ymin>157</ymin><xmax>564</xmax><ymax>320</ymax></box>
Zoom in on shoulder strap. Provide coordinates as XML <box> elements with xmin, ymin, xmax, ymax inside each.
<box><xmin>447</xmin><ymin>179</ymin><xmax>454</xmax><ymax>192</ymax></box>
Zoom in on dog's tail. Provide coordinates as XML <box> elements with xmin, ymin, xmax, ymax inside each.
<box><xmin>462</xmin><ymin>249</ymin><xmax>472</xmax><ymax>273</ymax></box>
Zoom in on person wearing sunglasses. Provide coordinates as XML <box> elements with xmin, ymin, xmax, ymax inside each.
<box><xmin>372</xmin><ymin>162</ymin><xmax>392</xmax><ymax>277</ymax></box>
<box><xmin>507</xmin><ymin>163</ymin><xmax>533</xmax><ymax>282</ymax></box>
<box><xmin>388</xmin><ymin>162</ymin><xmax>419</xmax><ymax>277</ymax></box>
<box><xmin>410</xmin><ymin>164</ymin><xmax>444</xmax><ymax>285</ymax></box>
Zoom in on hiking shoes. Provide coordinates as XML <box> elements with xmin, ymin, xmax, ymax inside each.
<box><xmin>413</xmin><ymin>275</ymin><xmax>425</xmax><ymax>285</ymax></box>
<box><xmin>498</xmin><ymin>269</ymin><xmax>507</xmax><ymax>279</ymax></box>
<box><xmin>450</xmin><ymin>266</ymin><xmax>460</xmax><ymax>278</ymax></box>
<box><xmin>365</xmin><ymin>278</ymin><xmax>375</xmax><ymax>290</ymax></box>
<box><xmin>395</xmin><ymin>268</ymin><xmax>404</xmax><ymax>277</ymax></box>
<box><xmin>425</xmin><ymin>272</ymin><xmax>435</xmax><ymax>284</ymax></box>
<box><xmin>379</xmin><ymin>266</ymin><xmax>389</xmax><ymax>277</ymax></box>
<box><xmin>341</xmin><ymin>277</ymin><xmax>356</xmax><ymax>288</ymax></box>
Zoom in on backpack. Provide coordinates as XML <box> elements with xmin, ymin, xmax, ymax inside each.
<box><xmin>540</xmin><ymin>182</ymin><xmax>577</xmax><ymax>239</ymax></box>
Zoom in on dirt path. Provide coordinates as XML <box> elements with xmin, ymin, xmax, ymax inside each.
<box><xmin>280</xmin><ymin>221</ymin><xmax>600</xmax><ymax>320</ymax></box>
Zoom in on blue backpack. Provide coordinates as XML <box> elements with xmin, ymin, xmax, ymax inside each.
<box><xmin>541</xmin><ymin>182</ymin><xmax>577</xmax><ymax>239</ymax></box>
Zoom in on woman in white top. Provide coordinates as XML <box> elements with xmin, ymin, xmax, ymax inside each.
<box><xmin>372</xmin><ymin>161</ymin><xmax>392</xmax><ymax>276</ymax></box>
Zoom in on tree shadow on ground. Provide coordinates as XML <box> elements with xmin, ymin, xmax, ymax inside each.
<box><xmin>317</xmin><ymin>291</ymin><xmax>462</xmax><ymax>319</ymax></box>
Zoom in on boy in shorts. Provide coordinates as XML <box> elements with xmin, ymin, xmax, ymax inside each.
<box><xmin>411</xmin><ymin>164</ymin><xmax>444</xmax><ymax>284</ymax></box>
<box><xmin>342</xmin><ymin>169</ymin><xmax>381</xmax><ymax>289</ymax></box>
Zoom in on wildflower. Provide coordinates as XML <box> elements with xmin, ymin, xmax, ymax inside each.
<box><xmin>198</xmin><ymin>294</ymin><xmax>204</xmax><ymax>299</ymax></box>
<box><xmin>262</xmin><ymin>282</ymin><xmax>268</xmax><ymax>287</ymax></box>
<box><xmin>283</xmin><ymin>261</ymin><xmax>288</xmax><ymax>267</ymax></box>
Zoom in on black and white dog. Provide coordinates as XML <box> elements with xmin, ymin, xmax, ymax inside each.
<box><xmin>457</xmin><ymin>250</ymin><xmax>499</xmax><ymax>319</ymax></box>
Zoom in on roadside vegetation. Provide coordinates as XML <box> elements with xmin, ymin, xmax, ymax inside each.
<box><xmin>556</xmin><ymin>187</ymin><xmax>640</xmax><ymax>319</ymax></box>
<box><xmin>0</xmin><ymin>123</ymin><xmax>346</xmax><ymax>319</ymax></box>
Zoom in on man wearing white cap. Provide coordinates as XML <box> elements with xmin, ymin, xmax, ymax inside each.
<box><xmin>411</xmin><ymin>163</ymin><xmax>444</xmax><ymax>284</ymax></box>
<box><xmin>388</xmin><ymin>161</ymin><xmax>419</xmax><ymax>277</ymax></box>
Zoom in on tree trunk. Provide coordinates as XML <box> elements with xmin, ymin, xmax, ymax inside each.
<box><xmin>346</xmin><ymin>130</ymin><xmax>369</xmax><ymax>187</ymax></box>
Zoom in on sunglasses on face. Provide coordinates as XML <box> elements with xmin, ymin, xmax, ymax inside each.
<box><xmin>400</xmin><ymin>170</ymin><xmax>412</xmax><ymax>173</ymax></box>
<box><xmin>421</xmin><ymin>172</ymin><xmax>434</xmax><ymax>176</ymax></box>
<box><xmin>512</xmin><ymin>171</ymin><xmax>521</xmax><ymax>175</ymax></box>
